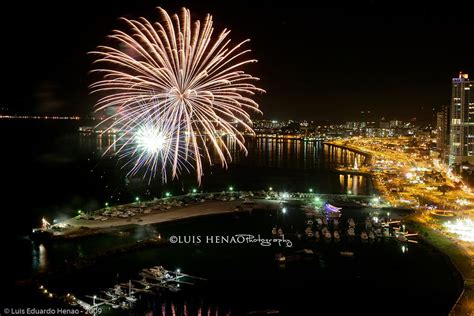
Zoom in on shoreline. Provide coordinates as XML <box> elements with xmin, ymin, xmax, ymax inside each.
<box><xmin>54</xmin><ymin>199</ymin><xmax>281</xmax><ymax>238</ymax></box>
<box><xmin>327</xmin><ymin>140</ymin><xmax>473</xmax><ymax>315</ymax></box>
<box><xmin>405</xmin><ymin>213</ymin><xmax>474</xmax><ymax>315</ymax></box>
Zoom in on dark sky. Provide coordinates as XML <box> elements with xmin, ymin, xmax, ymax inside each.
<box><xmin>2</xmin><ymin>0</ymin><xmax>474</xmax><ymax>123</ymax></box>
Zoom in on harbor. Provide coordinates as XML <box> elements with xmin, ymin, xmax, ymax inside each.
<box><xmin>26</xmin><ymin>190</ymin><xmax>463</xmax><ymax>315</ymax></box>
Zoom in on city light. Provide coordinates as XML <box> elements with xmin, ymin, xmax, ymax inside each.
<box><xmin>308</xmin><ymin>188</ymin><xmax>313</xmax><ymax>193</ymax></box>
<box><xmin>282</xmin><ymin>207</ymin><xmax>287</xmax><ymax>214</ymax></box>
<box><xmin>165</xmin><ymin>192</ymin><xmax>171</xmax><ymax>198</ymax></box>
<box><xmin>444</xmin><ymin>219</ymin><xmax>474</xmax><ymax>242</ymax></box>
<box><xmin>135</xmin><ymin>196</ymin><xmax>140</xmax><ymax>202</ymax></box>
<box><xmin>229</xmin><ymin>186</ymin><xmax>234</xmax><ymax>192</ymax></box>
<box><xmin>192</xmin><ymin>188</ymin><xmax>197</xmax><ymax>193</ymax></box>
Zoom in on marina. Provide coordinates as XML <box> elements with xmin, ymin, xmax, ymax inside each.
<box><xmin>67</xmin><ymin>265</ymin><xmax>206</xmax><ymax>314</ymax></box>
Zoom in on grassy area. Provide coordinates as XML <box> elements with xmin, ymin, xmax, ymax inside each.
<box><xmin>405</xmin><ymin>213</ymin><xmax>474</xmax><ymax>315</ymax></box>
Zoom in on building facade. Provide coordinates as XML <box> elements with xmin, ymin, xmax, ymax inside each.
<box><xmin>449</xmin><ymin>72</ymin><xmax>474</xmax><ymax>167</ymax></box>
<box><xmin>436</xmin><ymin>105</ymin><xmax>449</xmax><ymax>163</ymax></box>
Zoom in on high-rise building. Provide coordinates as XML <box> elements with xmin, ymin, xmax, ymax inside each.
<box><xmin>389</xmin><ymin>120</ymin><xmax>403</xmax><ymax>128</ymax></box>
<box><xmin>436</xmin><ymin>105</ymin><xmax>449</xmax><ymax>163</ymax></box>
<box><xmin>449</xmin><ymin>72</ymin><xmax>474</xmax><ymax>167</ymax></box>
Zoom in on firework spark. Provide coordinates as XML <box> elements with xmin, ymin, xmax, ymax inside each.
<box><xmin>118</xmin><ymin>113</ymin><xmax>194</xmax><ymax>183</ymax></box>
<box><xmin>90</xmin><ymin>7</ymin><xmax>264</xmax><ymax>183</ymax></box>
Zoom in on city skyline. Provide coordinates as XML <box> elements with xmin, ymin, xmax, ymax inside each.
<box><xmin>2</xmin><ymin>0</ymin><xmax>474</xmax><ymax>122</ymax></box>
<box><xmin>3</xmin><ymin>2</ymin><xmax>474</xmax><ymax>313</ymax></box>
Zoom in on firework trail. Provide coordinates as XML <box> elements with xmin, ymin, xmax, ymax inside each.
<box><xmin>90</xmin><ymin>7</ymin><xmax>264</xmax><ymax>183</ymax></box>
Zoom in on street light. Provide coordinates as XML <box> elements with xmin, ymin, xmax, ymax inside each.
<box><xmin>282</xmin><ymin>207</ymin><xmax>287</xmax><ymax>214</ymax></box>
<box><xmin>192</xmin><ymin>188</ymin><xmax>197</xmax><ymax>193</ymax></box>
<box><xmin>165</xmin><ymin>192</ymin><xmax>171</xmax><ymax>198</ymax></box>
<box><xmin>105</xmin><ymin>202</ymin><xmax>109</xmax><ymax>207</ymax></box>
<box><xmin>269</xmin><ymin>187</ymin><xmax>273</xmax><ymax>191</ymax></box>
<box><xmin>77</xmin><ymin>210</ymin><xmax>82</xmax><ymax>215</ymax></box>
<box><xmin>309</xmin><ymin>188</ymin><xmax>313</xmax><ymax>193</ymax></box>
<box><xmin>135</xmin><ymin>196</ymin><xmax>140</xmax><ymax>203</ymax></box>
<box><xmin>176</xmin><ymin>268</ymin><xmax>181</xmax><ymax>274</ymax></box>
<box><xmin>229</xmin><ymin>186</ymin><xmax>234</xmax><ymax>192</ymax></box>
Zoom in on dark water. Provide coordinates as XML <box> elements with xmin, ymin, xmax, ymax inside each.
<box><xmin>0</xmin><ymin>120</ymin><xmax>462</xmax><ymax>315</ymax></box>
<box><xmin>1</xmin><ymin>120</ymin><xmax>369</xmax><ymax>236</ymax></box>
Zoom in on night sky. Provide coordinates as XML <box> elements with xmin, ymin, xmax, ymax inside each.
<box><xmin>2</xmin><ymin>0</ymin><xmax>474</xmax><ymax>123</ymax></box>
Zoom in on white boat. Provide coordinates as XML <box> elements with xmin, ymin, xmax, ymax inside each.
<box><xmin>348</xmin><ymin>218</ymin><xmax>355</xmax><ymax>227</ymax></box>
<box><xmin>275</xmin><ymin>253</ymin><xmax>286</xmax><ymax>262</ymax></box>
<box><xmin>347</xmin><ymin>227</ymin><xmax>356</xmax><ymax>237</ymax></box>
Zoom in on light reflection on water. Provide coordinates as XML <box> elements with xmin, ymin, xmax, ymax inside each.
<box><xmin>83</xmin><ymin>133</ymin><xmax>370</xmax><ymax>195</ymax></box>
<box><xmin>84</xmin><ymin>133</ymin><xmax>366</xmax><ymax>170</ymax></box>
<box><xmin>0</xmin><ymin>121</ymin><xmax>462</xmax><ymax>316</ymax></box>
<box><xmin>32</xmin><ymin>243</ymin><xmax>47</xmax><ymax>273</ymax></box>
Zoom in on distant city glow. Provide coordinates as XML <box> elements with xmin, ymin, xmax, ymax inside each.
<box><xmin>0</xmin><ymin>115</ymin><xmax>80</xmax><ymax>120</ymax></box>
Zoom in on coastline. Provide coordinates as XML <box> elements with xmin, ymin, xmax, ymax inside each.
<box><xmin>326</xmin><ymin>140</ymin><xmax>473</xmax><ymax>315</ymax></box>
<box><xmin>405</xmin><ymin>213</ymin><xmax>474</xmax><ymax>315</ymax></box>
<box><xmin>56</xmin><ymin>199</ymin><xmax>281</xmax><ymax>238</ymax></box>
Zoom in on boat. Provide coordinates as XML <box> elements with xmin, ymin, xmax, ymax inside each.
<box><xmin>302</xmin><ymin>249</ymin><xmax>314</xmax><ymax>255</ymax></box>
<box><xmin>348</xmin><ymin>218</ymin><xmax>355</xmax><ymax>227</ymax></box>
<box><xmin>324</xmin><ymin>203</ymin><xmax>342</xmax><ymax>213</ymax></box>
<box><xmin>340</xmin><ymin>251</ymin><xmax>354</xmax><ymax>257</ymax></box>
<box><xmin>347</xmin><ymin>227</ymin><xmax>355</xmax><ymax>237</ymax></box>
<box><xmin>275</xmin><ymin>253</ymin><xmax>286</xmax><ymax>262</ymax></box>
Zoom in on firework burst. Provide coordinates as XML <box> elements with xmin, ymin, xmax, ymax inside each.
<box><xmin>90</xmin><ymin>7</ymin><xmax>264</xmax><ymax>183</ymax></box>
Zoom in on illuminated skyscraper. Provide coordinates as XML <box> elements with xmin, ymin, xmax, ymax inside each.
<box><xmin>436</xmin><ymin>105</ymin><xmax>449</xmax><ymax>163</ymax></box>
<box><xmin>449</xmin><ymin>72</ymin><xmax>474</xmax><ymax>167</ymax></box>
